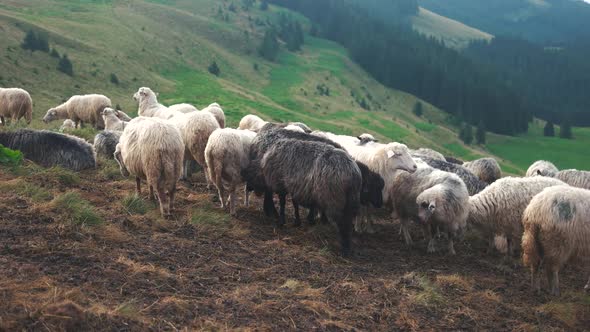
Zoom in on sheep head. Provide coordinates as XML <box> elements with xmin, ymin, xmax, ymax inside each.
<box><xmin>42</xmin><ymin>108</ymin><xmax>59</xmax><ymax>123</ymax></box>
<box><xmin>133</xmin><ymin>87</ymin><xmax>156</xmax><ymax>103</ymax></box>
<box><xmin>417</xmin><ymin>199</ymin><xmax>436</xmax><ymax>223</ymax></box>
<box><xmin>383</xmin><ymin>143</ymin><xmax>417</xmax><ymax>173</ymax></box>
<box><xmin>357</xmin><ymin>133</ymin><xmax>378</xmax><ymax>145</ymax></box>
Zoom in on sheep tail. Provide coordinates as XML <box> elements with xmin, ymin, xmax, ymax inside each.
<box><xmin>522</xmin><ymin>221</ymin><xmax>543</xmax><ymax>270</ymax></box>
<box><xmin>205</xmin><ymin>150</ymin><xmax>217</xmax><ymax>188</ymax></box>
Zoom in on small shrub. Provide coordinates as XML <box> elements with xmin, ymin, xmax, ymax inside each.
<box><xmin>19</xmin><ymin>182</ymin><xmax>53</xmax><ymax>202</ymax></box>
<box><xmin>52</xmin><ymin>192</ymin><xmax>102</xmax><ymax>226</ymax></box>
<box><xmin>110</xmin><ymin>73</ymin><xmax>119</xmax><ymax>85</ymax></box>
<box><xmin>50</xmin><ymin>48</ymin><xmax>60</xmax><ymax>58</ymax></box>
<box><xmin>0</xmin><ymin>144</ymin><xmax>23</xmax><ymax>166</ymax></box>
<box><xmin>58</xmin><ymin>54</ymin><xmax>73</xmax><ymax>76</ymax></box>
<box><xmin>208</xmin><ymin>61</ymin><xmax>220</xmax><ymax>76</ymax></box>
<box><xmin>122</xmin><ymin>194</ymin><xmax>149</xmax><ymax>215</ymax></box>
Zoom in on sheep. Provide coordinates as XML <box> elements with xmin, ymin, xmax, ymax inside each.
<box><xmin>133</xmin><ymin>87</ymin><xmax>182</xmax><ymax>120</ymax></box>
<box><xmin>205</xmin><ymin>128</ymin><xmax>257</xmax><ymax>215</ymax></box>
<box><xmin>0</xmin><ymin>129</ymin><xmax>95</xmax><ymax>171</ymax></box>
<box><xmin>168</xmin><ymin>111</ymin><xmax>220</xmax><ymax>182</ymax></box>
<box><xmin>59</xmin><ymin>119</ymin><xmax>76</xmax><ymax>132</ymax></box>
<box><xmin>418</xmin><ymin>157</ymin><xmax>487</xmax><ymax>195</ymax></box>
<box><xmin>445</xmin><ymin>156</ymin><xmax>464</xmax><ymax>165</ymax></box>
<box><xmin>0</xmin><ymin>88</ymin><xmax>33</xmax><ymax>125</ymax></box>
<box><xmin>526</xmin><ymin>160</ymin><xmax>559</xmax><ymax>177</ymax></box>
<box><xmin>312</xmin><ymin>131</ymin><xmax>363</xmax><ymax>147</ymax></box>
<box><xmin>238</xmin><ymin>114</ymin><xmax>267</xmax><ymax>132</ymax></box>
<box><xmin>259</xmin><ymin>138</ymin><xmax>362</xmax><ymax>256</ymax></box>
<box><xmin>467</xmin><ymin>176</ymin><xmax>566</xmax><ymax>255</ymax></box>
<box><xmin>94</xmin><ymin>130</ymin><xmax>122</xmax><ymax>160</ymax></box>
<box><xmin>392</xmin><ymin>167</ymin><xmax>469</xmax><ymax>254</ymax></box>
<box><xmin>101</xmin><ymin>107</ymin><xmax>128</xmax><ymax>131</ymax></box>
<box><xmin>43</xmin><ymin>94</ymin><xmax>111</xmax><ymax>129</ymax></box>
<box><xmin>410</xmin><ymin>148</ymin><xmax>445</xmax><ymax>161</ymax></box>
<box><xmin>284</xmin><ymin>124</ymin><xmax>305</xmax><ymax>133</ymax></box>
<box><xmin>115</xmin><ymin>110</ymin><xmax>132</xmax><ymax>121</ymax></box>
<box><xmin>522</xmin><ymin>185</ymin><xmax>590</xmax><ymax>296</ymax></box>
<box><xmin>203</xmin><ymin>103</ymin><xmax>225</xmax><ymax>128</ymax></box>
<box><xmin>358</xmin><ymin>133</ymin><xmax>378</xmax><ymax>145</ymax></box>
<box><xmin>288</xmin><ymin>122</ymin><xmax>311</xmax><ymax>133</ymax></box>
<box><xmin>169</xmin><ymin>103</ymin><xmax>198</xmax><ymax>114</ymax></box>
<box><xmin>463</xmin><ymin>157</ymin><xmax>502</xmax><ymax>184</ymax></box>
<box><xmin>555</xmin><ymin>169</ymin><xmax>590</xmax><ymax>190</ymax></box>
<box><xmin>114</xmin><ymin>117</ymin><xmax>184</xmax><ymax>217</ymax></box>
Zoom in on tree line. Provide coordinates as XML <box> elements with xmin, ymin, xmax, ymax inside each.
<box><xmin>267</xmin><ymin>0</ymin><xmax>532</xmax><ymax>135</ymax></box>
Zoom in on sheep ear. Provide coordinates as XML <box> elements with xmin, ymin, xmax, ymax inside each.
<box><xmin>428</xmin><ymin>203</ymin><xmax>436</xmax><ymax>212</ymax></box>
<box><xmin>387</xmin><ymin>150</ymin><xmax>395</xmax><ymax>159</ymax></box>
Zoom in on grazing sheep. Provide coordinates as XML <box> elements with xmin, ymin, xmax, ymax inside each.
<box><xmin>203</xmin><ymin>103</ymin><xmax>225</xmax><ymax>128</ymax></box>
<box><xmin>101</xmin><ymin>107</ymin><xmax>128</xmax><ymax>131</ymax></box>
<box><xmin>59</xmin><ymin>119</ymin><xmax>76</xmax><ymax>132</ymax></box>
<box><xmin>205</xmin><ymin>128</ymin><xmax>257</xmax><ymax>215</ymax></box>
<box><xmin>0</xmin><ymin>88</ymin><xmax>33</xmax><ymax>125</ymax></box>
<box><xmin>522</xmin><ymin>185</ymin><xmax>590</xmax><ymax>296</ymax></box>
<box><xmin>526</xmin><ymin>160</ymin><xmax>559</xmax><ymax>177</ymax></box>
<box><xmin>463</xmin><ymin>158</ymin><xmax>502</xmax><ymax>184</ymax></box>
<box><xmin>168</xmin><ymin>111</ymin><xmax>220</xmax><ymax>182</ymax></box>
<box><xmin>259</xmin><ymin>138</ymin><xmax>362</xmax><ymax>255</ymax></box>
<box><xmin>43</xmin><ymin>94</ymin><xmax>111</xmax><ymax>129</ymax></box>
<box><xmin>133</xmin><ymin>87</ymin><xmax>181</xmax><ymax>120</ymax></box>
<box><xmin>392</xmin><ymin>167</ymin><xmax>469</xmax><ymax>254</ymax></box>
<box><xmin>94</xmin><ymin>130</ymin><xmax>122</xmax><ymax>160</ymax></box>
<box><xmin>418</xmin><ymin>157</ymin><xmax>487</xmax><ymax>195</ymax></box>
<box><xmin>169</xmin><ymin>103</ymin><xmax>198</xmax><ymax>114</ymax></box>
<box><xmin>115</xmin><ymin>110</ymin><xmax>132</xmax><ymax>121</ymax></box>
<box><xmin>284</xmin><ymin>124</ymin><xmax>305</xmax><ymax>133</ymax></box>
<box><xmin>411</xmin><ymin>148</ymin><xmax>445</xmax><ymax>161</ymax></box>
<box><xmin>555</xmin><ymin>169</ymin><xmax>590</xmax><ymax>190</ymax></box>
<box><xmin>114</xmin><ymin>117</ymin><xmax>184</xmax><ymax>217</ymax></box>
<box><xmin>288</xmin><ymin>122</ymin><xmax>311</xmax><ymax>133</ymax></box>
<box><xmin>468</xmin><ymin>176</ymin><xmax>566</xmax><ymax>255</ymax></box>
<box><xmin>238</xmin><ymin>114</ymin><xmax>267</xmax><ymax>132</ymax></box>
<box><xmin>445</xmin><ymin>156</ymin><xmax>464</xmax><ymax>165</ymax></box>
<box><xmin>0</xmin><ymin>129</ymin><xmax>95</xmax><ymax>171</ymax></box>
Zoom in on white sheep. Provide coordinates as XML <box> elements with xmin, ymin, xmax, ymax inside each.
<box><xmin>114</xmin><ymin>117</ymin><xmax>184</xmax><ymax>217</ymax></box>
<box><xmin>115</xmin><ymin>110</ymin><xmax>132</xmax><ymax>121</ymax></box>
<box><xmin>169</xmin><ymin>103</ymin><xmax>198</xmax><ymax>114</ymax></box>
<box><xmin>522</xmin><ymin>185</ymin><xmax>590</xmax><ymax>296</ymax></box>
<box><xmin>0</xmin><ymin>87</ymin><xmax>33</xmax><ymax>125</ymax></box>
<box><xmin>555</xmin><ymin>169</ymin><xmax>590</xmax><ymax>190</ymax></box>
<box><xmin>284</xmin><ymin>124</ymin><xmax>305</xmax><ymax>133</ymax></box>
<box><xmin>463</xmin><ymin>157</ymin><xmax>502</xmax><ymax>184</ymax></box>
<box><xmin>205</xmin><ymin>128</ymin><xmax>257</xmax><ymax>215</ymax></box>
<box><xmin>288</xmin><ymin>122</ymin><xmax>311</xmax><ymax>133</ymax></box>
<box><xmin>410</xmin><ymin>148</ymin><xmax>445</xmax><ymax>161</ymax></box>
<box><xmin>203</xmin><ymin>103</ymin><xmax>225</xmax><ymax>128</ymax></box>
<box><xmin>133</xmin><ymin>87</ymin><xmax>182</xmax><ymax>120</ymax></box>
<box><xmin>59</xmin><ymin>119</ymin><xmax>76</xmax><ymax>132</ymax></box>
<box><xmin>526</xmin><ymin>160</ymin><xmax>559</xmax><ymax>177</ymax></box>
<box><xmin>345</xmin><ymin>142</ymin><xmax>417</xmax><ymax>233</ymax></box>
<box><xmin>357</xmin><ymin>133</ymin><xmax>378</xmax><ymax>145</ymax></box>
<box><xmin>238</xmin><ymin>114</ymin><xmax>267</xmax><ymax>132</ymax></box>
<box><xmin>392</xmin><ymin>167</ymin><xmax>468</xmax><ymax>254</ymax></box>
<box><xmin>468</xmin><ymin>176</ymin><xmax>566</xmax><ymax>255</ymax></box>
<box><xmin>168</xmin><ymin>111</ymin><xmax>220</xmax><ymax>183</ymax></box>
<box><xmin>43</xmin><ymin>94</ymin><xmax>111</xmax><ymax>129</ymax></box>
<box><xmin>102</xmin><ymin>107</ymin><xmax>128</xmax><ymax>131</ymax></box>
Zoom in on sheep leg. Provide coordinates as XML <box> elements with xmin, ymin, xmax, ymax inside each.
<box><xmin>156</xmin><ymin>187</ymin><xmax>170</xmax><ymax>217</ymax></box>
<box><xmin>400</xmin><ymin>218</ymin><xmax>413</xmax><ymax>246</ymax></box>
<box><xmin>506</xmin><ymin>237</ymin><xmax>514</xmax><ymax>256</ymax></box>
<box><xmin>0</xmin><ymin>116</ymin><xmax>5</xmax><ymax>126</ymax></box>
<box><xmin>531</xmin><ymin>266</ymin><xmax>541</xmax><ymax>294</ymax></box>
<box><xmin>447</xmin><ymin>230</ymin><xmax>456</xmax><ymax>255</ymax></box>
<box><xmin>307</xmin><ymin>207</ymin><xmax>316</xmax><ymax>225</ymax></box>
<box><xmin>320</xmin><ymin>212</ymin><xmax>329</xmax><ymax>224</ymax></box>
<box><xmin>216</xmin><ymin>182</ymin><xmax>226</xmax><ymax>209</ymax></box>
<box><xmin>292</xmin><ymin>199</ymin><xmax>301</xmax><ymax>227</ymax></box>
<box><xmin>336</xmin><ymin>213</ymin><xmax>352</xmax><ymax>257</ymax></box>
<box><xmin>547</xmin><ymin>268</ymin><xmax>560</xmax><ymax>296</ymax></box>
<box><xmin>169</xmin><ymin>186</ymin><xmax>176</xmax><ymax>213</ymax></box>
<box><xmin>243</xmin><ymin>184</ymin><xmax>250</xmax><ymax>207</ymax></box>
<box><xmin>278</xmin><ymin>193</ymin><xmax>287</xmax><ymax>227</ymax></box>
<box><xmin>584</xmin><ymin>275</ymin><xmax>590</xmax><ymax>292</ymax></box>
<box><xmin>228</xmin><ymin>184</ymin><xmax>238</xmax><ymax>216</ymax></box>
<box><xmin>149</xmin><ymin>186</ymin><xmax>155</xmax><ymax>201</ymax></box>
<box><xmin>263</xmin><ymin>190</ymin><xmax>278</xmax><ymax>218</ymax></box>
<box><xmin>425</xmin><ymin>223</ymin><xmax>436</xmax><ymax>253</ymax></box>
<box><xmin>135</xmin><ymin>177</ymin><xmax>141</xmax><ymax>196</ymax></box>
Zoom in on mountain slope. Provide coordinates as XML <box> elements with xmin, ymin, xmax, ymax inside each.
<box><xmin>412</xmin><ymin>7</ymin><xmax>492</xmax><ymax>48</ymax></box>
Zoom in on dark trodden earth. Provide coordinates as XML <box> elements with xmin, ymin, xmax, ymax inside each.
<box><xmin>0</xmin><ymin>162</ymin><xmax>588</xmax><ymax>331</ymax></box>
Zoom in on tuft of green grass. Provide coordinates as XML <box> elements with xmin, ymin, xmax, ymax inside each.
<box><xmin>0</xmin><ymin>180</ymin><xmax>52</xmax><ymax>202</ymax></box>
<box><xmin>402</xmin><ymin>273</ymin><xmax>445</xmax><ymax>308</ymax></box>
<box><xmin>121</xmin><ymin>194</ymin><xmax>149</xmax><ymax>215</ymax></box>
<box><xmin>190</xmin><ymin>206</ymin><xmax>231</xmax><ymax>232</ymax></box>
<box><xmin>0</xmin><ymin>144</ymin><xmax>23</xmax><ymax>166</ymax></box>
<box><xmin>66</xmin><ymin>127</ymin><xmax>99</xmax><ymax>142</ymax></box>
<box><xmin>52</xmin><ymin>192</ymin><xmax>102</xmax><ymax>226</ymax></box>
<box><xmin>99</xmin><ymin>159</ymin><xmax>123</xmax><ymax>180</ymax></box>
<box><xmin>37</xmin><ymin>167</ymin><xmax>80</xmax><ymax>186</ymax></box>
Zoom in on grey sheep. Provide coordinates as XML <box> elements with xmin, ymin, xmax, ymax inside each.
<box><xmin>410</xmin><ymin>148</ymin><xmax>445</xmax><ymax>161</ymax></box>
<box><xmin>445</xmin><ymin>156</ymin><xmax>464</xmax><ymax>165</ymax></box>
<box><xmin>0</xmin><ymin>129</ymin><xmax>95</xmax><ymax>171</ymax></box>
<box><xmin>526</xmin><ymin>160</ymin><xmax>558</xmax><ymax>177</ymax></box>
<box><xmin>94</xmin><ymin>130</ymin><xmax>122</xmax><ymax>160</ymax></box>
<box><xmin>463</xmin><ymin>157</ymin><xmax>502</xmax><ymax>184</ymax></box>
<box><xmin>392</xmin><ymin>167</ymin><xmax>469</xmax><ymax>254</ymax></box>
<box><xmin>259</xmin><ymin>138</ymin><xmax>362</xmax><ymax>256</ymax></box>
<box><xmin>468</xmin><ymin>176</ymin><xmax>566</xmax><ymax>255</ymax></box>
<box><xmin>522</xmin><ymin>185</ymin><xmax>590</xmax><ymax>296</ymax></box>
<box><xmin>418</xmin><ymin>156</ymin><xmax>487</xmax><ymax>195</ymax></box>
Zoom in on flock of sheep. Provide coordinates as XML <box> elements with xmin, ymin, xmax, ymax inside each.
<box><xmin>0</xmin><ymin>86</ymin><xmax>589</xmax><ymax>297</ymax></box>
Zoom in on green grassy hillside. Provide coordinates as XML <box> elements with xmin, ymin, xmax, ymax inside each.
<box><xmin>412</xmin><ymin>7</ymin><xmax>492</xmax><ymax>48</ymax></box>
<box><xmin>0</xmin><ymin>0</ymin><xmax>587</xmax><ymax>174</ymax></box>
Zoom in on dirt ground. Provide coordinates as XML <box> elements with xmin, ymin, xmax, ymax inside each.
<box><xmin>0</xmin><ymin>162</ymin><xmax>589</xmax><ymax>331</ymax></box>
